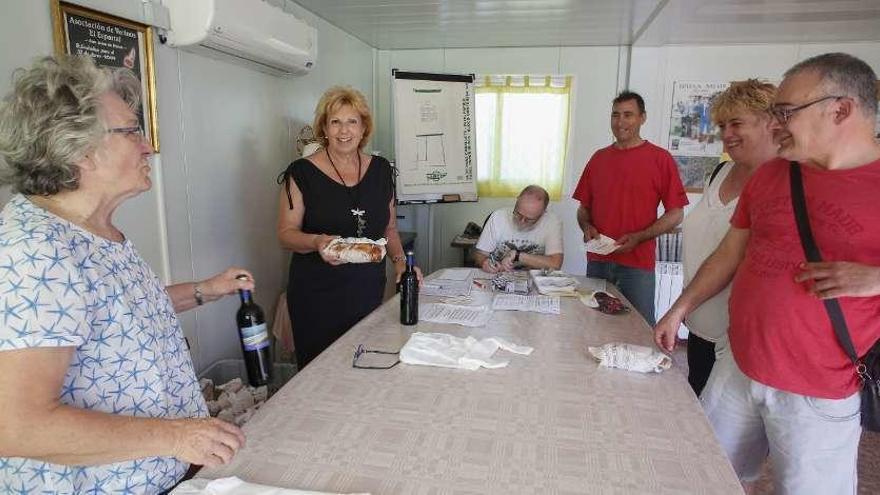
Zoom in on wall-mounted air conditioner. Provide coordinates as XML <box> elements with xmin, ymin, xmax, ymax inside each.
<box><xmin>163</xmin><ymin>0</ymin><xmax>317</xmax><ymax>77</ymax></box>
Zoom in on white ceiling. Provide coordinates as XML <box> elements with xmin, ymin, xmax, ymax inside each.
<box><xmin>290</xmin><ymin>0</ymin><xmax>880</xmax><ymax>49</ymax></box>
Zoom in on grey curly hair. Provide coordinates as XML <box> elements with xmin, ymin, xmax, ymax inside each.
<box><xmin>0</xmin><ymin>55</ymin><xmax>142</xmax><ymax>195</ymax></box>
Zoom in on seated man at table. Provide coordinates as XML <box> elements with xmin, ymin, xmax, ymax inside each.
<box><xmin>473</xmin><ymin>185</ymin><xmax>563</xmax><ymax>273</ymax></box>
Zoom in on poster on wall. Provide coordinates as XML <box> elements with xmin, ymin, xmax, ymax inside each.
<box><xmin>668</xmin><ymin>81</ymin><xmax>730</xmax><ymax>192</ymax></box>
<box><xmin>51</xmin><ymin>1</ymin><xmax>159</xmax><ymax>151</ymax></box>
<box><xmin>668</xmin><ymin>81</ymin><xmax>729</xmax><ymax>157</ymax></box>
<box><xmin>392</xmin><ymin>71</ymin><xmax>478</xmax><ymax>203</ymax></box>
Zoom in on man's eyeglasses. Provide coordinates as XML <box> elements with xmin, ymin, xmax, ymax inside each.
<box><xmin>513</xmin><ymin>209</ymin><xmax>541</xmax><ymax>225</ymax></box>
<box><xmin>770</xmin><ymin>95</ymin><xmax>844</xmax><ymax>125</ymax></box>
<box><xmin>107</xmin><ymin>125</ymin><xmax>146</xmax><ymax>141</ymax></box>
<box><xmin>352</xmin><ymin>344</ymin><xmax>400</xmax><ymax>369</ymax></box>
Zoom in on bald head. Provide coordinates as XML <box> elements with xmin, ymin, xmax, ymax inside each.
<box><xmin>517</xmin><ymin>185</ymin><xmax>549</xmax><ymax>208</ymax></box>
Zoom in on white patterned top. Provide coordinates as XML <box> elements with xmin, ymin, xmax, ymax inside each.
<box><xmin>0</xmin><ymin>194</ymin><xmax>206</xmax><ymax>494</ymax></box>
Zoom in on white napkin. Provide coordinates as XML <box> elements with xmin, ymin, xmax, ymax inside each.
<box><xmin>587</xmin><ymin>343</ymin><xmax>672</xmax><ymax>373</ymax></box>
<box><xmin>579</xmin><ymin>290</ymin><xmax>601</xmax><ymax>308</ymax></box>
<box><xmin>172</xmin><ymin>477</ymin><xmax>369</xmax><ymax>495</ymax></box>
<box><xmin>584</xmin><ymin>234</ymin><xmax>618</xmax><ymax>255</ymax></box>
<box><xmin>400</xmin><ymin>332</ymin><xmax>533</xmax><ymax>370</ymax></box>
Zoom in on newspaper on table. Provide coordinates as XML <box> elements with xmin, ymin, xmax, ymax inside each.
<box><xmin>420</xmin><ymin>303</ymin><xmax>492</xmax><ymax>327</ymax></box>
<box><xmin>492</xmin><ymin>294</ymin><xmax>560</xmax><ymax>314</ymax></box>
<box><xmin>422</xmin><ymin>279</ymin><xmax>472</xmax><ymax>297</ymax></box>
<box><xmin>434</xmin><ymin>268</ymin><xmax>476</xmax><ymax>281</ymax></box>
<box><xmin>422</xmin><ymin>268</ymin><xmax>475</xmax><ymax>297</ymax></box>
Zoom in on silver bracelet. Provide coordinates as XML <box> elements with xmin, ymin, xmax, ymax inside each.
<box><xmin>194</xmin><ymin>283</ymin><xmax>205</xmax><ymax>306</ymax></box>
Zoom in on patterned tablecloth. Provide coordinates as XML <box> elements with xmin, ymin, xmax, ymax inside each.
<box><xmin>198</xmin><ymin>278</ymin><xmax>742</xmax><ymax>494</ymax></box>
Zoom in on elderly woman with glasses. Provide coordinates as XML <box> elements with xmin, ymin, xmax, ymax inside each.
<box><xmin>654</xmin><ymin>79</ymin><xmax>778</xmax><ymax>396</ymax></box>
<box><xmin>0</xmin><ymin>55</ymin><xmax>253</xmax><ymax>494</ymax></box>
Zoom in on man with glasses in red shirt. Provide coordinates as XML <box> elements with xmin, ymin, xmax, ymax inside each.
<box><xmin>654</xmin><ymin>52</ymin><xmax>880</xmax><ymax>494</ymax></box>
<box><xmin>474</xmin><ymin>185</ymin><xmax>563</xmax><ymax>273</ymax></box>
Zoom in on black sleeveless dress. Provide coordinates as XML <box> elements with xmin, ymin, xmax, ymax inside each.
<box><xmin>280</xmin><ymin>156</ymin><xmax>393</xmax><ymax>368</ymax></box>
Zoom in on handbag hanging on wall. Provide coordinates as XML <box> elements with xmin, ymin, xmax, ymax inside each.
<box><xmin>789</xmin><ymin>161</ymin><xmax>880</xmax><ymax>431</ymax></box>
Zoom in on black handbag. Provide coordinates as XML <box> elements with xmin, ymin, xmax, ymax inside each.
<box><xmin>789</xmin><ymin>161</ymin><xmax>880</xmax><ymax>431</ymax></box>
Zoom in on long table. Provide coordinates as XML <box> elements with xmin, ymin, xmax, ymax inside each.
<box><xmin>197</xmin><ymin>276</ymin><xmax>742</xmax><ymax>494</ymax></box>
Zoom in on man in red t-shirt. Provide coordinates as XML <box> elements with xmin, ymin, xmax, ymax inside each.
<box><xmin>654</xmin><ymin>53</ymin><xmax>880</xmax><ymax>493</ymax></box>
<box><xmin>573</xmin><ymin>91</ymin><xmax>688</xmax><ymax>325</ymax></box>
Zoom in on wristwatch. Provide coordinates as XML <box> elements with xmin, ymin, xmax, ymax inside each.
<box><xmin>194</xmin><ymin>284</ymin><xmax>205</xmax><ymax>306</ymax></box>
<box><xmin>513</xmin><ymin>250</ymin><xmax>521</xmax><ymax>263</ymax></box>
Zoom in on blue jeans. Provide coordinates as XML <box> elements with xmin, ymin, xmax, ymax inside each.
<box><xmin>586</xmin><ymin>261</ymin><xmax>656</xmax><ymax>326</ymax></box>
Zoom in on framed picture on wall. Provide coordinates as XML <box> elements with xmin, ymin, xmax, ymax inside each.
<box><xmin>51</xmin><ymin>0</ymin><xmax>159</xmax><ymax>151</ymax></box>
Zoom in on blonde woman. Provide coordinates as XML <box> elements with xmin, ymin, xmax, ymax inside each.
<box><xmin>654</xmin><ymin>79</ymin><xmax>778</xmax><ymax>395</ymax></box>
<box><xmin>278</xmin><ymin>86</ymin><xmax>420</xmax><ymax>368</ymax></box>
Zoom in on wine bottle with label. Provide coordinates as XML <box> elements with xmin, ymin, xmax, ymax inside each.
<box><xmin>236</xmin><ymin>275</ymin><xmax>272</xmax><ymax>387</ymax></box>
<box><xmin>399</xmin><ymin>251</ymin><xmax>419</xmax><ymax>325</ymax></box>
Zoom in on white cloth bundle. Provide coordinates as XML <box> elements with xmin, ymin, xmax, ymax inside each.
<box><xmin>587</xmin><ymin>343</ymin><xmax>672</xmax><ymax>373</ymax></box>
<box><xmin>172</xmin><ymin>477</ymin><xmax>369</xmax><ymax>495</ymax></box>
<box><xmin>530</xmin><ymin>270</ymin><xmax>579</xmax><ymax>297</ymax></box>
<box><xmin>400</xmin><ymin>332</ymin><xmax>533</xmax><ymax>370</ymax></box>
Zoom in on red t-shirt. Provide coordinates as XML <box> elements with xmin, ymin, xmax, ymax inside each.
<box><xmin>572</xmin><ymin>141</ymin><xmax>689</xmax><ymax>270</ymax></box>
<box><xmin>729</xmin><ymin>157</ymin><xmax>880</xmax><ymax>398</ymax></box>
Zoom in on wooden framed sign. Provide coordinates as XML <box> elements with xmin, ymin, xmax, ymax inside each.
<box><xmin>51</xmin><ymin>0</ymin><xmax>160</xmax><ymax>151</ymax></box>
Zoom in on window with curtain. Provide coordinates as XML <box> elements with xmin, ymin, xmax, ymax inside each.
<box><xmin>475</xmin><ymin>75</ymin><xmax>572</xmax><ymax>200</ymax></box>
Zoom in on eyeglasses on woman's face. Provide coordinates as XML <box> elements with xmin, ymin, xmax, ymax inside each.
<box><xmin>106</xmin><ymin>125</ymin><xmax>146</xmax><ymax>142</ymax></box>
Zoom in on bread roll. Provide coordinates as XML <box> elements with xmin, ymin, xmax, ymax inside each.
<box><xmin>323</xmin><ymin>237</ymin><xmax>387</xmax><ymax>263</ymax></box>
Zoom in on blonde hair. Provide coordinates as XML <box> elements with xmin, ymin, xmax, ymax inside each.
<box><xmin>313</xmin><ymin>86</ymin><xmax>373</xmax><ymax>150</ymax></box>
<box><xmin>0</xmin><ymin>55</ymin><xmax>141</xmax><ymax>195</ymax></box>
<box><xmin>710</xmin><ymin>79</ymin><xmax>777</xmax><ymax>125</ymax></box>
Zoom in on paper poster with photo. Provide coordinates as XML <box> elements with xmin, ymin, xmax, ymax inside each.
<box><xmin>52</xmin><ymin>1</ymin><xmax>159</xmax><ymax>151</ymax></box>
<box><xmin>668</xmin><ymin>81</ymin><xmax>729</xmax><ymax>157</ymax></box>
<box><xmin>673</xmin><ymin>155</ymin><xmax>723</xmax><ymax>192</ymax></box>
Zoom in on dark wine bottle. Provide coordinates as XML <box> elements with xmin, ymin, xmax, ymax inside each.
<box><xmin>400</xmin><ymin>251</ymin><xmax>418</xmax><ymax>325</ymax></box>
<box><xmin>236</xmin><ymin>277</ymin><xmax>272</xmax><ymax>387</ymax></box>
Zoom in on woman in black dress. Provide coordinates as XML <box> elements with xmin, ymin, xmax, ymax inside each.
<box><xmin>277</xmin><ymin>86</ymin><xmax>421</xmax><ymax>369</ymax></box>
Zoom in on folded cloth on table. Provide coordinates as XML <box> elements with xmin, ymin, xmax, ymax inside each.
<box><xmin>400</xmin><ymin>332</ymin><xmax>533</xmax><ymax>370</ymax></box>
<box><xmin>587</xmin><ymin>343</ymin><xmax>672</xmax><ymax>373</ymax></box>
<box><xmin>530</xmin><ymin>270</ymin><xmax>579</xmax><ymax>296</ymax></box>
<box><xmin>172</xmin><ymin>477</ymin><xmax>369</xmax><ymax>495</ymax></box>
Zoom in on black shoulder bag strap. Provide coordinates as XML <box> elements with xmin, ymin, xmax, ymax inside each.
<box><xmin>789</xmin><ymin>161</ymin><xmax>862</xmax><ymax>372</ymax></box>
<box><xmin>707</xmin><ymin>160</ymin><xmax>728</xmax><ymax>187</ymax></box>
